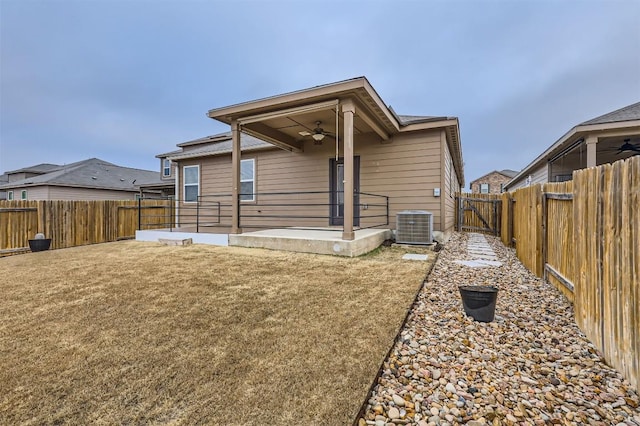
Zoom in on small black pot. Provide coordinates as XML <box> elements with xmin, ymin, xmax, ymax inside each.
<box><xmin>29</xmin><ymin>238</ymin><xmax>52</xmax><ymax>252</ymax></box>
<box><xmin>458</xmin><ymin>285</ymin><xmax>499</xmax><ymax>322</ymax></box>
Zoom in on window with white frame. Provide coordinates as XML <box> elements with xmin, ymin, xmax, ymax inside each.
<box><xmin>240</xmin><ymin>159</ymin><xmax>255</xmax><ymax>202</ymax></box>
<box><xmin>7</xmin><ymin>191</ymin><xmax>14</xmax><ymax>200</ymax></box>
<box><xmin>21</xmin><ymin>190</ymin><xmax>27</xmax><ymax>200</ymax></box>
<box><xmin>480</xmin><ymin>183</ymin><xmax>489</xmax><ymax>194</ymax></box>
<box><xmin>163</xmin><ymin>159</ymin><xmax>171</xmax><ymax>177</ymax></box>
<box><xmin>183</xmin><ymin>165</ymin><xmax>199</xmax><ymax>202</ymax></box>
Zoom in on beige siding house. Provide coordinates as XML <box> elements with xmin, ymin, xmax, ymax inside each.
<box><xmin>158</xmin><ymin>77</ymin><xmax>464</xmax><ymax>242</ymax></box>
<box><xmin>506</xmin><ymin>101</ymin><xmax>640</xmax><ymax>190</ymax></box>
<box><xmin>0</xmin><ymin>158</ymin><xmax>165</xmax><ymax>201</ymax></box>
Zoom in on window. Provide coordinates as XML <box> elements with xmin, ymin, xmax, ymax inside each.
<box><xmin>240</xmin><ymin>159</ymin><xmax>255</xmax><ymax>202</ymax></box>
<box><xmin>183</xmin><ymin>165</ymin><xmax>199</xmax><ymax>202</ymax></box>
<box><xmin>480</xmin><ymin>183</ymin><xmax>489</xmax><ymax>194</ymax></box>
<box><xmin>7</xmin><ymin>191</ymin><xmax>13</xmax><ymax>200</ymax></box>
<box><xmin>163</xmin><ymin>159</ymin><xmax>171</xmax><ymax>177</ymax></box>
<box><xmin>21</xmin><ymin>190</ymin><xmax>27</xmax><ymax>200</ymax></box>
<box><xmin>500</xmin><ymin>183</ymin><xmax>505</xmax><ymax>193</ymax></box>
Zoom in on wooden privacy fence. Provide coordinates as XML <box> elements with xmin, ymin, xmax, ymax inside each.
<box><xmin>495</xmin><ymin>156</ymin><xmax>639</xmax><ymax>392</ymax></box>
<box><xmin>455</xmin><ymin>193</ymin><xmax>502</xmax><ymax>235</ymax></box>
<box><xmin>0</xmin><ymin>200</ymin><xmax>172</xmax><ymax>254</ymax></box>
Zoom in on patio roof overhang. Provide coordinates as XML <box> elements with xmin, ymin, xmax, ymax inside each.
<box><xmin>207</xmin><ymin>77</ymin><xmax>400</xmax><ymax>152</ymax></box>
<box><xmin>505</xmin><ymin>119</ymin><xmax>640</xmax><ymax>189</ymax></box>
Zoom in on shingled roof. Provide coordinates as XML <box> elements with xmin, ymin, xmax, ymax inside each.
<box><xmin>157</xmin><ymin>132</ymin><xmax>273</xmax><ymax>161</ymax></box>
<box><xmin>0</xmin><ymin>158</ymin><xmax>163</xmax><ymax>191</ymax></box>
<box><xmin>580</xmin><ymin>101</ymin><xmax>640</xmax><ymax>126</ymax></box>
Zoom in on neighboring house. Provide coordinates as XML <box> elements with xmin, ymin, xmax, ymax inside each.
<box><xmin>0</xmin><ymin>158</ymin><xmax>165</xmax><ymax>201</ymax></box>
<box><xmin>157</xmin><ymin>76</ymin><xmax>465</xmax><ymax>242</ymax></box>
<box><xmin>506</xmin><ymin>101</ymin><xmax>640</xmax><ymax>190</ymax></box>
<box><xmin>0</xmin><ymin>172</ymin><xmax>8</xmax><ymax>200</ymax></box>
<box><xmin>470</xmin><ymin>169</ymin><xmax>518</xmax><ymax>194</ymax></box>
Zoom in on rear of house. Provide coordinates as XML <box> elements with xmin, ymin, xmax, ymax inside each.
<box><xmin>157</xmin><ymin>77</ymin><xmax>464</xmax><ymax>243</ymax></box>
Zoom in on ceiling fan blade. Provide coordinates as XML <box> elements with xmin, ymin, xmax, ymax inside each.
<box><xmin>298</xmin><ymin>131</ymin><xmax>312</xmax><ymax>136</ymax></box>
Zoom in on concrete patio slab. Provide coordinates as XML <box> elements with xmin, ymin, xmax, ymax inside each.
<box><xmin>229</xmin><ymin>228</ymin><xmax>392</xmax><ymax>257</ymax></box>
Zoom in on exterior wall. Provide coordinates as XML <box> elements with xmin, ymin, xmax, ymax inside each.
<box><xmin>8</xmin><ymin>185</ymin><xmax>139</xmax><ymax>200</ymax></box>
<box><xmin>442</xmin><ymin>133</ymin><xmax>460</xmax><ymax>241</ymax></box>
<box><xmin>507</xmin><ymin>164</ymin><xmax>548</xmax><ymax>191</ymax></box>
<box><xmin>470</xmin><ymin>172</ymin><xmax>512</xmax><ymax>194</ymax></box>
<box><xmin>177</xmin><ymin>129</ymin><xmax>446</xmax><ymax>234</ymax></box>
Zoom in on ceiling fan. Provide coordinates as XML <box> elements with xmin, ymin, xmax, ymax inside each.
<box><xmin>613</xmin><ymin>138</ymin><xmax>640</xmax><ymax>156</ymax></box>
<box><xmin>298</xmin><ymin>121</ymin><xmax>335</xmax><ymax>144</ymax></box>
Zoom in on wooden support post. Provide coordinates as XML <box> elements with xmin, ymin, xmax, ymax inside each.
<box><xmin>231</xmin><ymin>120</ymin><xmax>242</xmax><ymax>234</ymax></box>
<box><xmin>342</xmin><ymin>99</ymin><xmax>355</xmax><ymax>241</ymax></box>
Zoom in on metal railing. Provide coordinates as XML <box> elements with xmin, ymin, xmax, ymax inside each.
<box><xmin>137</xmin><ymin>191</ymin><xmax>389</xmax><ymax>232</ymax></box>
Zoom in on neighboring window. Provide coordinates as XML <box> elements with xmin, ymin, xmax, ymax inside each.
<box><xmin>183</xmin><ymin>165</ymin><xmax>199</xmax><ymax>202</ymax></box>
<box><xmin>500</xmin><ymin>183</ymin><xmax>505</xmax><ymax>193</ymax></box>
<box><xmin>7</xmin><ymin>191</ymin><xmax>13</xmax><ymax>200</ymax></box>
<box><xmin>163</xmin><ymin>159</ymin><xmax>171</xmax><ymax>177</ymax></box>
<box><xmin>480</xmin><ymin>183</ymin><xmax>489</xmax><ymax>194</ymax></box>
<box><xmin>240</xmin><ymin>159</ymin><xmax>255</xmax><ymax>202</ymax></box>
<box><xmin>21</xmin><ymin>190</ymin><xmax>27</xmax><ymax>200</ymax></box>
<box><xmin>135</xmin><ymin>193</ymin><xmax>142</xmax><ymax>201</ymax></box>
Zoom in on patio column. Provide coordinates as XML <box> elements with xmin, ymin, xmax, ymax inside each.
<box><xmin>231</xmin><ymin>120</ymin><xmax>242</xmax><ymax>234</ymax></box>
<box><xmin>342</xmin><ymin>99</ymin><xmax>355</xmax><ymax>241</ymax></box>
<box><xmin>586</xmin><ymin>135</ymin><xmax>597</xmax><ymax>168</ymax></box>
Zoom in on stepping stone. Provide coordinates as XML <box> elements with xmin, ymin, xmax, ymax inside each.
<box><xmin>454</xmin><ymin>260</ymin><xmax>491</xmax><ymax>268</ymax></box>
<box><xmin>402</xmin><ymin>253</ymin><xmax>429</xmax><ymax>261</ymax></box>
<box><xmin>471</xmin><ymin>254</ymin><xmax>499</xmax><ymax>261</ymax></box>
<box><xmin>467</xmin><ymin>249</ymin><xmax>496</xmax><ymax>255</ymax></box>
<box><xmin>474</xmin><ymin>259</ymin><xmax>502</xmax><ymax>267</ymax></box>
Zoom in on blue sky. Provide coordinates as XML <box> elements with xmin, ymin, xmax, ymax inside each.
<box><xmin>1</xmin><ymin>0</ymin><xmax>639</xmax><ymax>184</ymax></box>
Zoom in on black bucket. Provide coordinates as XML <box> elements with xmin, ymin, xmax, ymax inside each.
<box><xmin>29</xmin><ymin>239</ymin><xmax>52</xmax><ymax>252</ymax></box>
<box><xmin>458</xmin><ymin>285</ymin><xmax>498</xmax><ymax>322</ymax></box>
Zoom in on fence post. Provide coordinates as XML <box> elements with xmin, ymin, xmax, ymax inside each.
<box><xmin>541</xmin><ymin>192</ymin><xmax>548</xmax><ymax>282</ymax></box>
<box><xmin>138</xmin><ymin>197</ymin><xmax>141</xmax><ymax>231</ymax></box>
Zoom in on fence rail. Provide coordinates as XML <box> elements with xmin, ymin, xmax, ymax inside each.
<box><xmin>0</xmin><ymin>200</ymin><xmax>171</xmax><ymax>255</ymax></box>
<box><xmin>459</xmin><ymin>155</ymin><xmax>639</xmax><ymax>392</ymax></box>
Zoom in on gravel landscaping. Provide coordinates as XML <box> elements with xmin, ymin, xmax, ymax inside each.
<box><xmin>359</xmin><ymin>232</ymin><xmax>640</xmax><ymax>426</ymax></box>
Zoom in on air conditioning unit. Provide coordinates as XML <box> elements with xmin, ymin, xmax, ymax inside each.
<box><xmin>396</xmin><ymin>210</ymin><xmax>433</xmax><ymax>245</ymax></box>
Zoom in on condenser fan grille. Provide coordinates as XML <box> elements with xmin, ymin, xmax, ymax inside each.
<box><xmin>396</xmin><ymin>210</ymin><xmax>433</xmax><ymax>245</ymax></box>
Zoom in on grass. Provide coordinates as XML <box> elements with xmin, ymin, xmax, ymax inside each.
<box><xmin>0</xmin><ymin>241</ymin><xmax>435</xmax><ymax>425</ymax></box>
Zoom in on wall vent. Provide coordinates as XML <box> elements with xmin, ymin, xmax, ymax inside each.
<box><xmin>396</xmin><ymin>210</ymin><xmax>433</xmax><ymax>245</ymax></box>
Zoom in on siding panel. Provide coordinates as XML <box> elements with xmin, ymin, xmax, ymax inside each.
<box><xmin>177</xmin><ymin>130</ymin><xmax>446</xmax><ymax>233</ymax></box>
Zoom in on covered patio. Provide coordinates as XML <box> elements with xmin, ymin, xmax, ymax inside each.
<box><xmin>148</xmin><ymin>77</ymin><xmax>464</xmax><ymax>253</ymax></box>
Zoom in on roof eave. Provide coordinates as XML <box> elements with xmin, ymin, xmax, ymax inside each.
<box><xmin>206</xmin><ymin>77</ymin><xmax>400</xmax><ymax>134</ymax></box>
<box><xmin>505</xmin><ymin>118</ymin><xmax>640</xmax><ymax>189</ymax></box>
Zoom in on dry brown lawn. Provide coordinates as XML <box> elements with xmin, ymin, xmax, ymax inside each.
<box><xmin>0</xmin><ymin>241</ymin><xmax>434</xmax><ymax>425</ymax></box>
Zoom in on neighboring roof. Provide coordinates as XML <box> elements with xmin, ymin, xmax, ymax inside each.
<box><xmin>5</xmin><ymin>163</ymin><xmax>61</xmax><ymax>175</ymax></box>
<box><xmin>505</xmin><ymin>101</ymin><xmax>640</xmax><ymax>189</ymax></box>
<box><xmin>499</xmin><ymin>169</ymin><xmax>519</xmax><ymax>178</ymax></box>
<box><xmin>0</xmin><ymin>158</ymin><xmax>163</xmax><ymax>191</ymax></box>
<box><xmin>470</xmin><ymin>169</ymin><xmax>519</xmax><ymax>186</ymax></box>
<box><xmin>158</xmin><ymin>132</ymin><xmax>273</xmax><ymax>161</ymax></box>
<box><xmin>580</xmin><ymin>101</ymin><xmax>640</xmax><ymax>126</ymax></box>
